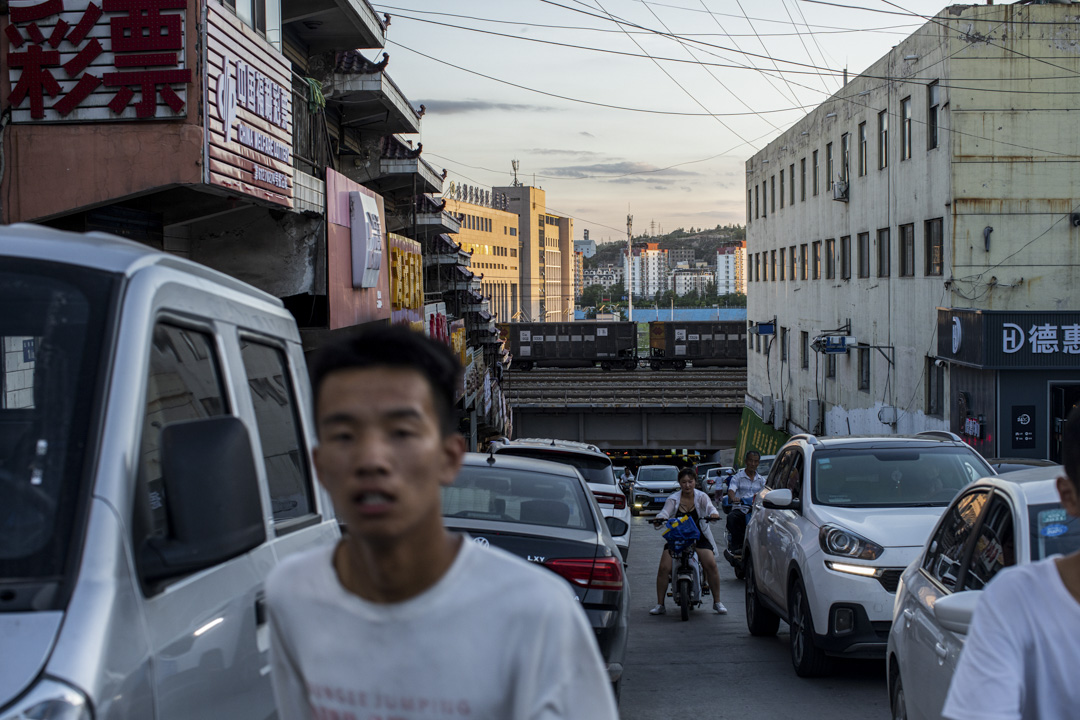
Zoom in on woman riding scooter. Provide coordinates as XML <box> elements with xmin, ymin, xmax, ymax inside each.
<box><xmin>649</xmin><ymin>468</ymin><xmax>727</xmax><ymax>615</ymax></box>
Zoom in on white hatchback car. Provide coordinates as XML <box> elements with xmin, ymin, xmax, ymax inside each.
<box><xmin>743</xmin><ymin>432</ymin><xmax>993</xmax><ymax>677</ymax></box>
<box><xmin>886</xmin><ymin>465</ymin><xmax>1080</xmax><ymax>720</ymax></box>
<box><xmin>489</xmin><ymin>438</ymin><xmax>632</xmax><ymax>561</ymax></box>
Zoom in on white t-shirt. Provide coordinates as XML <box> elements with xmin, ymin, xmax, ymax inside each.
<box><xmin>266</xmin><ymin>538</ymin><xmax>618</xmax><ymax>720</ymax></box>
<box><xmin>943</xmin><ymin>556</ymin><xmax>1080</xmax><ymax>720</ymax></box>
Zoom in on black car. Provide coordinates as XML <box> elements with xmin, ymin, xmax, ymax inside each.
<box><xmin>443</xmin><ymin>453</ymin><xmax>630</xmax><ymax>699</ymax></box>
<box><xmin>984</xmin><ymin>457</ymin><xmax>1056</xmax><ymax>473</ymax></box>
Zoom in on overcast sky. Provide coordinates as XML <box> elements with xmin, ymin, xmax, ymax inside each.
<box><xmin>371</xmin><ymin>0</ymin><xmax>947</xmax><ymax>242</ymax></box>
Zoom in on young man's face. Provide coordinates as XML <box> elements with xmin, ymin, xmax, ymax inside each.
<box><xmin>313</xmin><ymin>366</ymin><xmax>465</xmax><ymax>543</ymax></box>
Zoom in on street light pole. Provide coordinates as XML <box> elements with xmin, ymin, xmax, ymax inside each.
<box><xmin>626</xmin><ymin>212</ymin><xmax>633</xmax><ymax>322</ymax></box>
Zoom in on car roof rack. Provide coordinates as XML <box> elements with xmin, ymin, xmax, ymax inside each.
<box><xmin>494</xmin><ymin>437</ymin><xmax>605</xmax><ymax>455</ymax></box>
<box><xmin>915</xmin><ymin>430</ymin><xmax>963</xmax><ymax>442</ymax></box>
<box><xmin>789</xmin><ymin>433</ymin><xmax>821</xmax><ymax>446</ymax></box>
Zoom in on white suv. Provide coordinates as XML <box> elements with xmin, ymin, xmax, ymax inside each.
<box><xmin>490</xmin><ymin>438</ymin><xmax>632</xmax><ymax>561</ymax></box>
<box><xmin>743</xmin><ymin>432</ymin><xmax>993</xmax><ymax>677</ymax></box>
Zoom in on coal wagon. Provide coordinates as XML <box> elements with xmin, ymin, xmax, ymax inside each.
<box><xmin>501</xmin><ymin>321</ymin><xmax>638</xmax><ymax>370</ymax></box>
<box><xmin>648</xmin><ymin>320</ymin><xmax>747</xmax><ymax>369</ymax></box>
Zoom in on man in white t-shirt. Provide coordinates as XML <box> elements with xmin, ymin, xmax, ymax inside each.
<box><xmin>942</xmin><ymin>404</ymin><xmax>1080</xmax><ymax>720</ymax></box>
<box><xmin>266</xmin><ymin>325</ymin><xmax>618</xmax><ymax>720</ymax></box>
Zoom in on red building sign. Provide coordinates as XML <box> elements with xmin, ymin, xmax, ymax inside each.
<box><xmin>6</xmin><ymin>0</ymin><xmax>191</xmax><ymax>121</ymax></box>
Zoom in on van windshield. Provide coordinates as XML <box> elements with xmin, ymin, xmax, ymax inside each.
<box><xmin>1</xmin><ymin>259</ymin><xmax>115</xmax><ymax>610</ymax></box>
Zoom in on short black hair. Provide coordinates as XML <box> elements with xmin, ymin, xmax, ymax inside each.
<box><xmin>1062</xmin><ymin>404</ymin><xmax>1080</xmax><ymax>489</ymax></box>
<box><xmin>678</xmin><ymin>467</ymin><xmax>696</xmax><ymax>482</ymax></box>
<box><xmin>309</xmin><ymin>324</ymin><xmax>462</xmax><ymax>436</ymax></box>
<box><xmin>744</xmin><ymin>450</ymin><xmax>761</xmax><ymax>461</ymax></box>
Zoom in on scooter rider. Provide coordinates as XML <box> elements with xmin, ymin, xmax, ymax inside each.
<box><xmin>649</xmin><ymin>468</ymin><xmax>727</xmax><ymax>615</ymax></box>
<box><xmin>725</xmin><ymin>450</ymin><xmax>766</xmax><ymax>560</ymax></box>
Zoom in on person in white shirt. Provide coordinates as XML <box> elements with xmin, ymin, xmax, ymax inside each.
<box><xmin>649</xmin><ymin>467</ymin><xmax>726</xmax><ymax>615</ymax></box>
<box><xmin>725</xmin><ymin>450</ymin><xmax>766</xmax><ymax>555</ymax></box>
<box><xmin>266</xmin><ymin>325</ymin><xmax>618</xmax><ymax>720</ymax></box>
<box><xmin>942</xmin><ymin>404</ymin><xmax>1080</xmax><ymax>720</ymax></box>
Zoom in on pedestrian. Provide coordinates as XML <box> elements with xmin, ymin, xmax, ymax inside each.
<box><xmin>942</xmin><ymin>404</ymin><xmax>1080</xmax><ymax>720</ymax></box>
<box><xmin>266</xmin><ymin>325</ymin><xmax>618</xmax><ymax>719</ymax></box>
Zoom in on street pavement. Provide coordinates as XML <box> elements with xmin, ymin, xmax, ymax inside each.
<box><xmin>618</xmin><ymin>514</ymin><xmax>890</xmax><ymax>719</ymax></box>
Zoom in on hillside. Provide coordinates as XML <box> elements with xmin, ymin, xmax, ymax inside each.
<box><xmin>585</xmin><ymin>225</ymin><xmax>745</xmax><ymax>268</ymax></box>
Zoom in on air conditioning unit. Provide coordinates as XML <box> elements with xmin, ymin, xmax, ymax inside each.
<box><xmin>773</xmin><ymin>397</ymin><xmax>786</xmax><ymax>430</ymax></box>
<box><xmin>832</xmin><ymin>180</ymin><xmax>849</xmax><ymax>202</ymax></box>
<box><xmin>761</xmin><ymin>394</ymin><xmax>774</xmax><ymax>423</ymax></box>
<box><xmin>808</xmin><ymin>399</ymin><xmax>824</xmax><ymax>434</ymax></box>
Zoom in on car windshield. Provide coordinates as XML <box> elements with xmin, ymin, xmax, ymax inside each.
<box><xmin>636</xmin><ymin>466</ymin><xmax>678</xmax><ymax>482</ymax></box>
<box><xmin>1029</xmin><ymin>504</ymin><xmax>1080</xmax><ymax>561</ymax></box>
<box><xmin>443</xmin><ymin>465</ymin><xmax>594</xmax><ymax>530</ymax></box>
<box><xmin>1</xmin><ymin>259</ymin><xmax>115</xmax><ymax>606</ymax></box>
<box><xmin>494</xmin><ymin>448</ymin><xmax>615</xmax><ymax>485</ymax></box>
<box><xmin>811</xmin><ymin>446</ymin><xmax>991</xmax><ymax>507</ymax></box>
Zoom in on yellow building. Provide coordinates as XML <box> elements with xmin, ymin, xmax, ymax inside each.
<box><xmin>573</xmin><ymin>250</ymin><xmax>584</xmax><ymax>300</ymax></box>
<box><xmin>444</xmin><ymin>195</ymin><xmax>520</xmax><ymax>322</ymax></box>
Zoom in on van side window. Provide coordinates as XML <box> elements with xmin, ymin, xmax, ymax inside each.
<box><xmin>240</xmin><ymin>340</ymin><xmax>315</xmax><ymax>527</ymax></box>
<box><xmin>139</xmin><ymin>324</ymin><xmax>228</xmax><ymax>538</ymax></box>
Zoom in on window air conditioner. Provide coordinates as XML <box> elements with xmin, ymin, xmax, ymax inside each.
<box><xmin>832</xmin><ymin>180</ymin><xmax>849</xmax><ymax>202</ymax></box>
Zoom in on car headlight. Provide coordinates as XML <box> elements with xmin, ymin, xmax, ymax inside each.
<box><xmin>1</xmin><ymin>679</ymin><xmax>92</xmax><ymax>720</ymax></box>
<box><xmin>819</xmin><ymin>524</ymin><xmax>883</xmax><ymax>561</ymax></box>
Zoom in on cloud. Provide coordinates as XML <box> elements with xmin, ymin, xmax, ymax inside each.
<box><xmin>418</xmin><ymin>99</ymin><xmax>556</xmax><ymax>115</ymax></box>
<box><xmin>580</xmin><ymin>131</ymin><xmax>595</xmax><ymax>137</ymax></box>
<box><xmin>526</xmin><ymin>148</ymin><xmax>604</xmax><ymax>158</ymax></box>
<box><xmin>542</xmin><ymin>161</ymin><xmax>698</xmax><ymax>180</ymax></box>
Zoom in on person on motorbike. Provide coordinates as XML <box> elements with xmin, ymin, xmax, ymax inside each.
<box><xmin>649</xmin><ymin>468</ymin><xmax>726</xmax><ymax>616</ymax></box>
<box><xmin>619</xmin><ymin>466</ymin><xmax>635</xmax><ymax>494</ymax></box>
<box><xmin>725</xmin><ymin>450</ymin><xmax>766</xmax><ymax>561</ymax></box>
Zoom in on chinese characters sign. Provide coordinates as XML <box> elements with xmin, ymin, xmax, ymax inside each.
<box><xmin>6</xmin><ymin>0</ymin><xmax>191</xmax><ymax>122</ymax></box>
<box><xmin>937</xmin><ymin>308</ymin><xmax>1080</xmax><ymax>369</ymax></box>
<box><xmin>205</xmin><ymin>2</ymin><xmax>292</xmax><ymax>206</ymax></box>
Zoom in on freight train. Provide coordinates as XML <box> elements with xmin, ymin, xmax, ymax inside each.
<box><xmin>499</xmin><ymin>321</ymin><xmax>747</xmax><ymax>370</ymax></box>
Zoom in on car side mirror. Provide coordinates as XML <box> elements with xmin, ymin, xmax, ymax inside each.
<box><xmin>605</xmin><ymin>516</ymin><xmax>629</xmax><ymax>537</ymax></box>
<box><xmin>762</xmin><ymin>488</ymin><xmax>800</xmax><ymax>512</ymax></box>
<box><xmin>934</xmin><ymin>590</ymin><xmax>980</xmax><ymax>634</ymax></box>
<box><xmin>141</xmin><ymin>416</ymin><xmax>266</xmax><ymax>584</ymax></box>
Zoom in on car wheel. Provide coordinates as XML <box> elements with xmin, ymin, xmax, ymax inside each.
<box><xmin>788</xmin><ymin>578</ymin><xmax>832</xmax><ymax>677</ymax></box>
<box><xmin>891</xmin><ymin>672</ymin><xmax>908</xmax><ymax>720</ymax></box>
<box><xmin>745</xmin><ymin>556</ymin><xmax>780</xmax><ymax>637</ymax></box>
<box><xmin>678</xmin><ymin>578</ymin><xmax>692</xmax><ymax>621</ymax></box>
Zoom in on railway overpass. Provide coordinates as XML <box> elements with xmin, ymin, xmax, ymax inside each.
<box><xmin>503</xmin><ymin>367</ymin><xmax>746</xmax><ymax>452</ymax></box>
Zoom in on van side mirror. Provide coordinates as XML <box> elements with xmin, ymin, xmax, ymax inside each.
<box><xmin>762</xmin><ymin>488</ymin><xmax>800</xmax><ymax>512</ymax></box>
<box><xmin>934</xmin><ymin>590</ymin><xmax>980</xmax><ymax>634</ymax></box>
<box><xmin>141</xmin><ymin>416</ymin><xmax>266</xmax><ymax>583</ymax></box>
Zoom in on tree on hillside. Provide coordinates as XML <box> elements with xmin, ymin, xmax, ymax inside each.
<box><xmin>580</xmin><ymin>283</ymin><xmax>605</xmax><ymax>308</ymax></box>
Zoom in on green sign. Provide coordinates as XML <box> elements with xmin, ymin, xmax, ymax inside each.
<box><xmin>733</xmin><ymin>406</ymin><xmax>790</xmax><ymax>467</ymax></box>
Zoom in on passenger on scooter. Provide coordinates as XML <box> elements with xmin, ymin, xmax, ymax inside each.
<box><xmin>725</xmin><ymin>450</ymin><xmax>766</xmax><ymax>557</ymax></box>
<box><xmin>649</xmin><ymin>468</ymin><xmax>727</xmax><ymax>616</ymax></box>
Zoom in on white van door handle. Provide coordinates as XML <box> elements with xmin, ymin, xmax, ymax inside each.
<box><xmin>255</xmin><ymin>595</ymin><xmax>268</xmax><ymax>626</ymax></box>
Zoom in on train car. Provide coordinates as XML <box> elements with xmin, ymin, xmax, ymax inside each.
<box><xmin>648</xmin><ymin>320</ymin><xmax>747</xmax><ymax>369</ymax></box>
<box><xmin>501</xmin><ymin>321</ymin><xmax>637</xmax><ymax>370</ymax></box>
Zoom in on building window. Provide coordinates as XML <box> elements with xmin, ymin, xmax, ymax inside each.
<box><xmin>858</xmin><ymin>347</ymin><xmax>870</xmax><ymax>391</ymax></box>
<box><xmin>781</xmin><ymin>327</ymin><xmax>789</xmax><ymax>363</ymax></box>
<box><xmin>901</xmin><ymin>97</ymin><xmax>912</xmax><ymax>160</ymax></box>
<box><xmin>925</xmin><ymin>218</ymin><xmax>943</xmax><ymax>276</ymax></box>
<box><xmin>858</xmin><ymin>232</ymin><xmax>870</xmax><ymax>278</ymax></box>
<box><xmin>799</xmin><ymin>244</ymin><xmax>808</xmax><ymax>280</ymax></box>
<box><xmin>771</xmin><ymin>175</ymin><xmax>776</xmax><ymax>213</ymax></box>
<box><xmin>780</xmin><ymin>170</ymin><xmax>785</xmax><ymax>209</ymax></box>
<box><xmin>827</xmin><ymin>353</ymin><xmax>836</xmax><ymax>379</ymax></box>
<box><xmin>840</xmin><ymin>236</ymin><xmax>851</xmax><ymax>280</ymax></box>
<box><xmin>840</xmin><ymin>133</ymin><xmax>850</xmax><ymax>182</ymax></box>
<box><xmin>755</xmin><ymin>185</ymin><xmax>760</xmax><ymax>219</ymax></box>
<box><xmin>754</xmin><ymin>253</ymin><xmax>760</xmax><ymax>282</ymax></box>
<box><xmin>748</xmin><ymin>190</ymin><xmax>753</xmax><ymax>221</ymax></box>
<box><xmin>789</xmin><ymin>163</ymin><xmax>796</xmax><ymax>205</ymax></box>
<box><xmin>762</xmin><ymin>182</ymin><xmax>767</xmax><ymax>217</ymax></box>
<box><xmin>858</xmin><ymin>122</ymin><xmax>867</xmax><ymax>176</ymax></box>
<box><xmin>779</xmin><ymin>248</ymin><xmax>786</xmax><ymax>281</ymax></box>
<box><xmin>812</xmin><ymin>150</ymin><xmax>819</xmax><ymax>196</ymax></box>
<box><xmin>801</xmin><ymin>331</ymin><xmax>810</xmax><ymax>369</ymax></box>
<box><xmin>878</xmin><ymin>109</ymin><xmax>888</xmax><ymax>169</ymax></box>
<box><xmin>877</xmin><ymin>228</ymin><xmax>890</xmax><ymax>277</ymax></box>
<box><xmin>800</xmin><ymin>158</ymin><xmax>807</xmax><ymax>201</ymax></box>
<box><xmin>825</xmin><ymin>143</ymin><xmax>834</xmax><ymax>191</ymax></box>
<box><xmin>927</xmin><ymin>81</ymin><xmax>940</xmax><ymax>150</ymax></box>
<box><xmin>825</xmin><ymin>238</ymin><xmax>835</xmax><ymax>279</ymax></box>
<box><xmin>771</xmin><ymin>250</ymin><xmax>777</xmax><ymax>280</ymax></box>
<box><xmin>927</xmin><ymin>357</ymin><xmax>945</xmax><ymax>417</ymax></box>
<box><xmin>812</xmin><ymin>241</ymin><xmax>821</xmax><ymax>279</ymax></box>
<box><xmin>899</xmin><ymin>223</ymin><xmax>915</xmax><ymax>276</ymax></box>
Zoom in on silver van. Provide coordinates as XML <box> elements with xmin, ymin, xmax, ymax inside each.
<box><xmin>1</xmin><ymin>225</ymin><xmax>338</xmax><ymax>718</ymax></box>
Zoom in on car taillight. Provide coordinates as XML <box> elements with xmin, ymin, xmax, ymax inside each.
<box><xmin>544</xmin><ymin>557</ymin><xmax>624</xmax><ymax>590</ymax></box>
<box><xmin>593</xmin><ymin>491</ymin><xmax>626</xmax><ymax>510</ymax></box>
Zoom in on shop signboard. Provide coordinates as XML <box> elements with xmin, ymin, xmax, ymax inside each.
<box><xmin>6</xmin><ymin>0</ymin><xmax>193</xmax><ymax>122</ymax></box>
<box><xmin>1011</xmin><ymin>405</ymin><xmax>1036</xmax><ymax>450</ymax></box>
<box><xmin>205</xmin><ymin>2</ymin><xmax>292</xmax><ymax>206</ymax></box>
<box><xmin>938</xmin><ymin>308</ymin><xmax>1080</xmax><ymax>370</ymax></box>
<box><xmin>733</xmin><ymin>406</ymin><xmax>790</xmax><ymax>468</ymax></box>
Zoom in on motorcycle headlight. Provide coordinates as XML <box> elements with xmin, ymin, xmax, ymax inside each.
<box><xmin>819</xmin><ymin>524</ymin><xmax>883</xmax><ymax>561</ymax></box>
<box><xmin>1</xmin><ymin>679</ymin><xmax>93</xmax><ymax>720</ymax></box>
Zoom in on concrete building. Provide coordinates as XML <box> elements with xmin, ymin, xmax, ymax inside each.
<box><xmin>716</xmin><ymin>248</ymin><xmax>739</xmax><ymax>295</ymax></box>
<box><xmin>574</xmin><ymin>251</ymin><xmax>585</xmax><ymax>299</ymax></box>
<box><xmin>673</xmin><ymin>268</ymin><xmax>714</xmax><ymax>296</ymax></box>
<box><xmin>574</xmin><ymin>236</ymin><xmax>597</xmax><ymax>258</ymax></box>
<box><xmin>734</xmin><ymin>242</ymin><xmax>748</xmax><ymax>294</ymax></box>
<box><xmin>443</xmin><ymin>194</ymin><xmax>520</xmax><ymax>322</ymax></box>
<box><xmin>582</xmin><ymin>264</ymin><xmax>624</xmax><ymax>290</ymax></box>
<box><xmin>669</xmin><ymin>247</ymin><xmax>696</xmax><ymax>267</ymax></box>
<box><xmin>624</xmin><ymin>242</ymin><xmax>669</xmax><ymax>298</ymax></box>
<box><xmin>493</xmin><ymin>185</ymin><xmax>575</xmax><ymax>321</ymax></box>
<box><xmin>744</xmin><ymin>3</ymin><xmax>1080</xmax><ymax>462</ymax></box>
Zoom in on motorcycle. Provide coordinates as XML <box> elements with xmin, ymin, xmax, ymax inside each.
<box><xmin>653</xmin><ymin>516</ymin><xmax>717</xmax><ymax>621</ymax></box>
<box><xmin>722</xmin><ymin>498</ymin><xmax>752</xmax><ymax>580</ymax></box>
